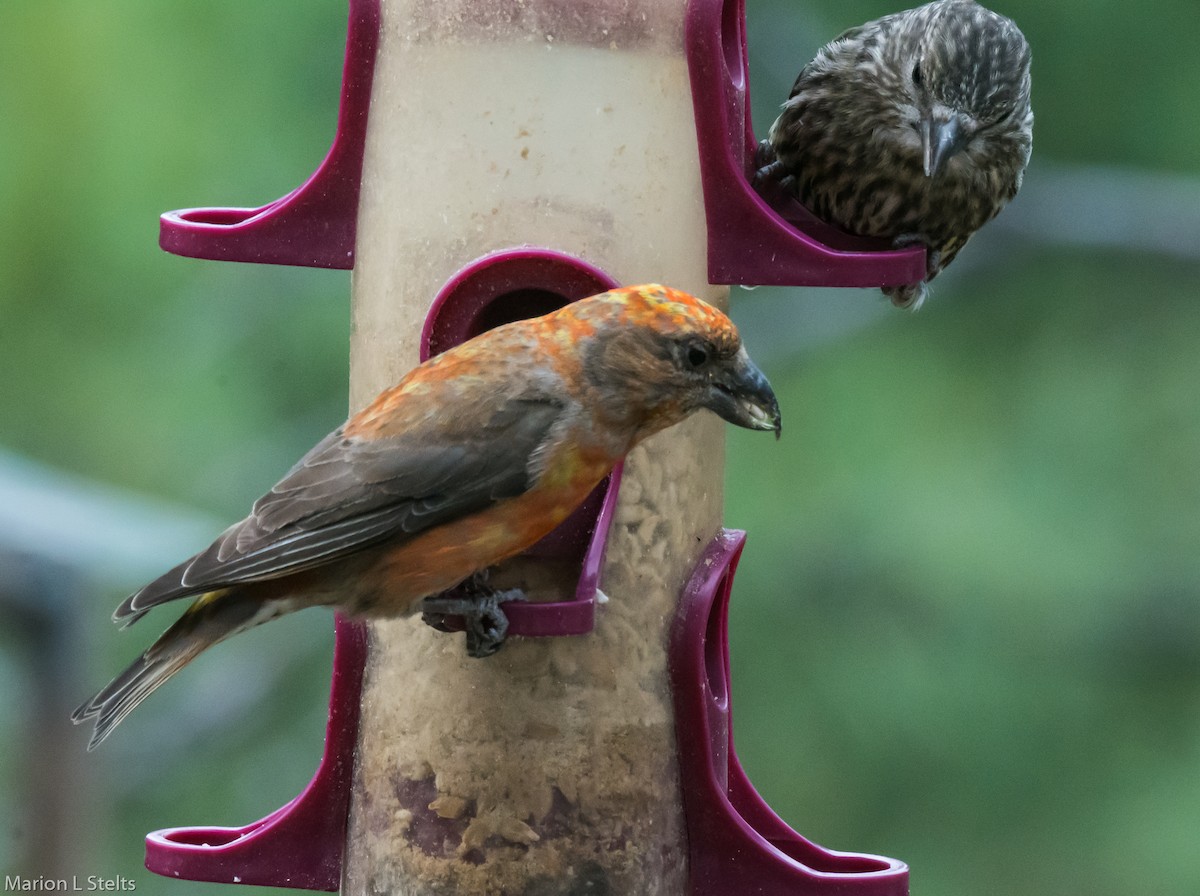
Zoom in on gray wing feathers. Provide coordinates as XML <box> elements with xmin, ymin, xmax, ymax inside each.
<box><xmin>115</xmin><ymin>398</ymin><xmax>564</xmax><ymax>624</ymax></box>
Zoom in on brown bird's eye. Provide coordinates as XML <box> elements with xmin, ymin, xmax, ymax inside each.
<box><xmin>686</xmin><ymin>344</ymin><xmax>710</xmax><ymax>369</ymax></box>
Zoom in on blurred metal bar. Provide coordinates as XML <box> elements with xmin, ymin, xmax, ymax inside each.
<box><xmin>0</xmin><ymin>449</ymin><xmax>223</xmax><ymax>875</ymax></box>
<box><xmin>0</xmin><ymin>449</ymin><xmax>222</xmax><ymax>589</ymax></box>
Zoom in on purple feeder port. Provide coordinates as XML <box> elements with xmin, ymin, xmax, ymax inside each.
<box><xmin>157</xmin><ymin>0</ymin><xmax>379</xmax><ymax>269</ymax></box>
<box><xmin>671</xmin><ymin>530</ymin><xmax>909</xmax><ymax>895</ymax></box>
<box><xmin>685</xmin><ymin>0</ymin><xmax>927</xmax><ymax>288</ymax></box>
<box><xmin>416</xmin><ymin>248</ymin><xmax>624</xmax><ymax>639</ymax></box>
<box><xmin>144</xmin><ymin>618</ymin><xmax>364</xmax><ymax>891</ymax></box>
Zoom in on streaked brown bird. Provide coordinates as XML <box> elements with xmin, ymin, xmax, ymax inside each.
<box><xmin>756</xmin><ymin>0</ymin><xmax>1033</xmax><ymax>308</ymax></box>
<box><xmin>72</xmin><ymin>285</ymin><xmax>781</xmax><ymax>750</ymax></box>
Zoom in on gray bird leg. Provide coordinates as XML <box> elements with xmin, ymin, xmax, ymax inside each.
<box><xmin>421</xmin><ymin>585</ymin><xmax>526</xmax><ymax>658</ymax></box>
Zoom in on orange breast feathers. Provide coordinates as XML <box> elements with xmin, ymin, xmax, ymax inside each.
<box><xmin>359</xmin><ymin>444</ymin><xmax>614</xmax><ymax>615</ymax></box>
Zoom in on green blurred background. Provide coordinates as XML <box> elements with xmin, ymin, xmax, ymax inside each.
<box><xmin>2</xmin><ymin>1</ymin><xmax>1198</xmax><ymax>894</ymax></box>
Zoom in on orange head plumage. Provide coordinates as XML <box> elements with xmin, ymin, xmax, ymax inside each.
<box><xmin>542</xmin><ymin>285</ymin><xmax>781</xmax><ymax>444</ymax></box>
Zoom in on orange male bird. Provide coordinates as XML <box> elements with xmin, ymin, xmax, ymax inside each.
<box><xmin>73</xmin><ymin>285</ymin><xmax>781</xmax><ymax>749</ymax></box>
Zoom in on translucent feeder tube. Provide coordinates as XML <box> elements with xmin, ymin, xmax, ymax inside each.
<box><xmin>343</xmin><ymin>1</ymin><xmax>722</xmax><ymax>892</ymax></box>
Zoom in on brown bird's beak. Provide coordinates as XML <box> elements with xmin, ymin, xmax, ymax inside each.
<box><xmin>922</xmin><ymin>111</ymin><xmax>968</xmax><ymax>178</ymax></box>
<box><xmin>705</xmin><ymin>347</ymin><xmax>782</xmax><ymax>439</ymax></box>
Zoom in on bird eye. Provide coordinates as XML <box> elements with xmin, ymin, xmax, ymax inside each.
<box><xmin>685</xmin><ymin>344</ymin><xmax>710</xmax><ymax>369</ymax></box>
<box><xmin>912</xmin><ymin>63</ymin><xmax>924</xmax><ymax>87</ymax></box>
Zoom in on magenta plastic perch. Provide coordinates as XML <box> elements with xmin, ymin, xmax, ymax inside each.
<box><xmin>671</xmin><ymin>529</ymin><xmax>910</xmax><ymax>895</ymax></box>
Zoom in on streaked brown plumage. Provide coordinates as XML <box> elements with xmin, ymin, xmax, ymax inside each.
<box><xmin>72</xmin><ymin>285</ymin><xmax>781</xmax><ymax>749</ymax></box>
<box><xmin>757</xmin><ymin>0</ymin><xmax>1033</xmax><ymax>308</ymax></box>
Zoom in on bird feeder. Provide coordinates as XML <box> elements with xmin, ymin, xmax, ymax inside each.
<box><xmin>143</xmin><ymin>0</ymin><xmax>913</xmax><ymax>892</ymax></box>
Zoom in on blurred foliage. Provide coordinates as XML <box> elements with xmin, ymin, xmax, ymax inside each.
<box><xmin>726</xmin><ymin>254</ymin><xmax>1200</xmax><ymax>896</ymax></box>
<box><xmin>2</xmin><ymin>1</ymin><xmax>1198</xmax><ymax>895</ymax></box>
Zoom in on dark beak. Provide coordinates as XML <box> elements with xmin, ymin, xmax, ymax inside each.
<box><xmin>922</xmin><ymin>112</ymin><xmax>968</xmax><ymax>178</ymax></box>
<box><xmin>705</xmin><ymin>347</ymin><xmax>782</xmax><ymax>439</ymax></box>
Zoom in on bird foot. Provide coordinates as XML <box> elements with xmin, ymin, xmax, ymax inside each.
<box><xmin>751</xmin><ymin>143</ymin><xmax>796</xmax><ymax>195</ymax></box>
<box><xmin>421</xmin><ymin>587</ymin><xmax>526</xmax><ymax>658</ymax></box>
<box><xmin>753</xmin><ymin>139</ymin><xmax>777</xmax><ymax>171</ymax></box>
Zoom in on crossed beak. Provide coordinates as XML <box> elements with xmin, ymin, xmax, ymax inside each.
<box><xmin>705</xmin><ymin>346</ymin><xmax>782</xmax><ymax>439</ymax></box>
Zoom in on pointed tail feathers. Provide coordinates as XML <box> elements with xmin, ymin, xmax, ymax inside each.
<box><xmin>73</xmin><ymin>589</ymin><xmax>281</xmax><ymax>750</ymax></box>
<box><xmin>112</xmin><ymin>555</ymin><xmax>207</xmax><ymax>629</ymax></box>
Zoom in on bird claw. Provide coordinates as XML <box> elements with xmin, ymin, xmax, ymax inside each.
<box><xmin>751</xmin><ymin>144</ymin><xmax>793</xmax><ymax>195</ymax></box>
<box><xmin>421</xmin><ymin>587</ymin><xmax>526</xmax><ymax>658</ymax></box>
<box><xmin>753</xmin><ymin>139</ymin><xmax>777</xmax><ymax>171</ymax></box>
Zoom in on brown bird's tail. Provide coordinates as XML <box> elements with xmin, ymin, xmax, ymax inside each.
<box><xmin>72</xmin><ymin>589</ymin><xmax>285</xmax><ymax>750</ymax></box>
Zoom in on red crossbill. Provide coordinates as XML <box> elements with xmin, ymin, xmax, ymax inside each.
<box><xmin>73</xmin><ymin>284</ymin><xmax>781</xmax><ymax>749</ymax></box>
<box><xmin>756</xmin><ymin>0</ymin><xmax>1033</xmax><ymax>309</ymax></box>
